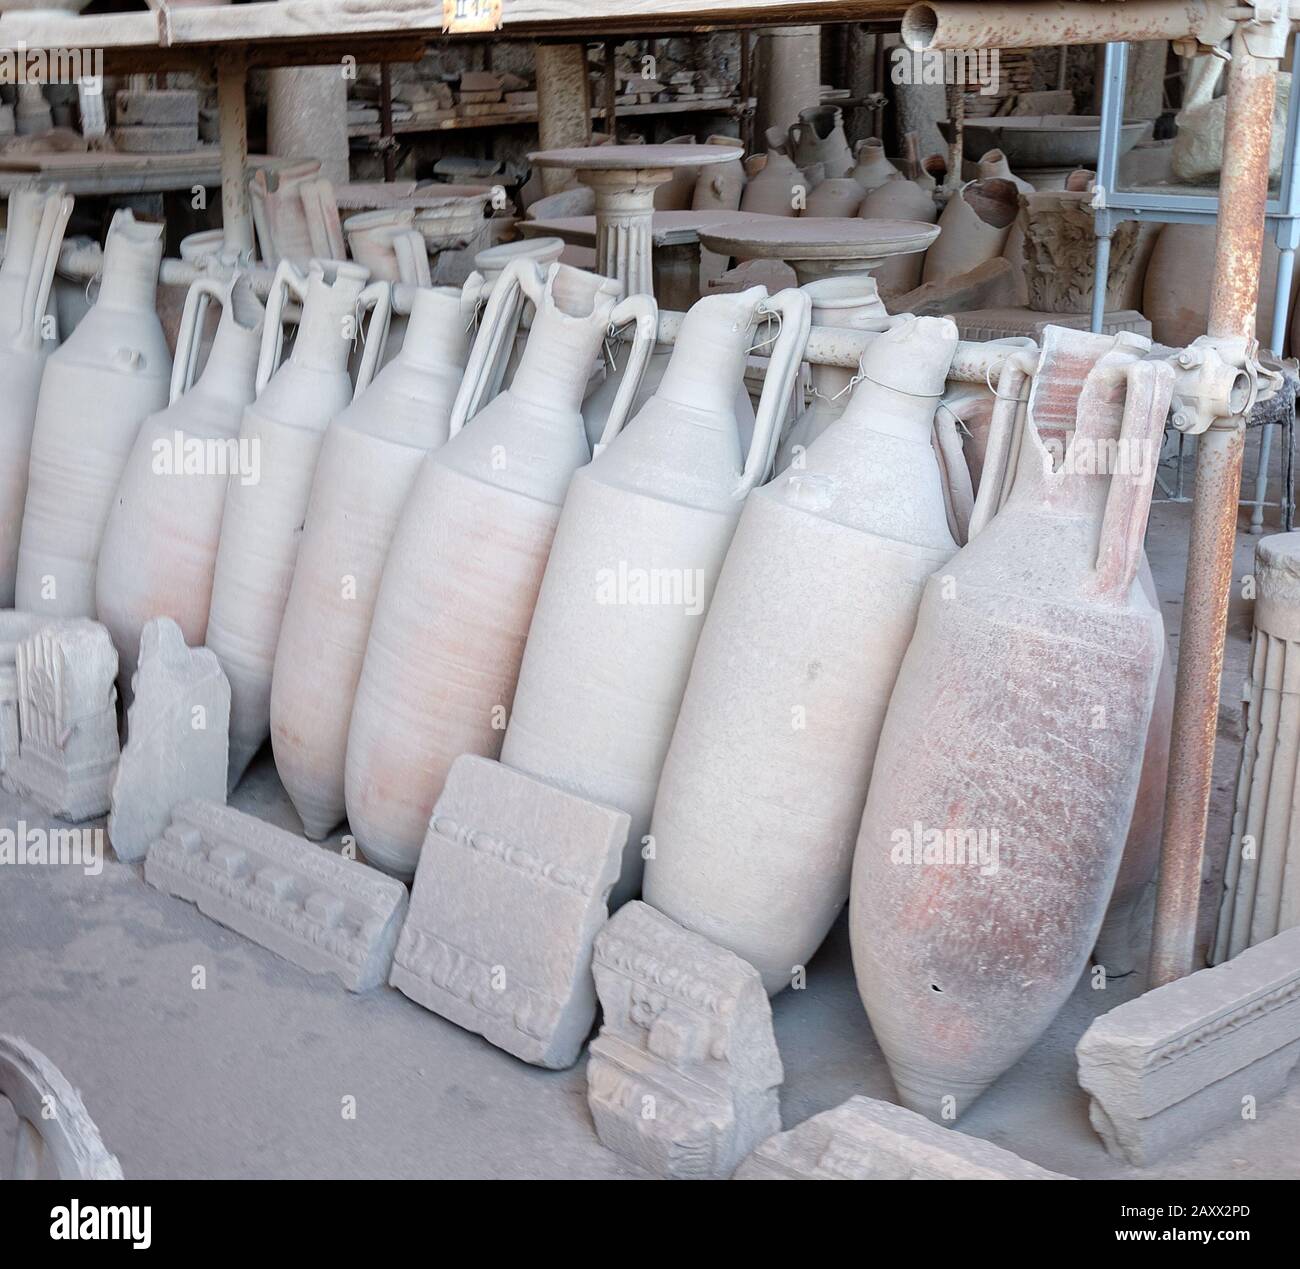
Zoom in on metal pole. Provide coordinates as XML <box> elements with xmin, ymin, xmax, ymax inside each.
<box><xmin>1150</xmin><ymin>27</ymin><xmax>1279</xmax><ymax>986</ymax></box>
<box><xmin>215</xmin><ymin>53</ymin><xmax>253</xmax><ymax>257</ymax></box>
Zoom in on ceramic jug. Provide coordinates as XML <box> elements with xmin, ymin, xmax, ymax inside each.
<box><xmin>96</xmin><ymin>274</ymin><xmax>265</xmax><ymax>687</ymax></box>
<box><xmin>0</xmin><ymin>183</ymin><xmax>72</xmax><ymax>607</ymax></box>
<box><xmin>644</xmin><ymin>317</ymin><xmax>960</xmax><ymax>992</ymax></box>
<box><xmin>775</xmin><ymin>275</ymin><xmax>891</xmax><ymax>472</ymax></box>
<box><xmin>860</xmin><ymin>176</ymin><xmax>937</xmax><ymax>297</ymax></box>
<box><xmin>501</xmin><ymin>284</ymin><xmax>811</xmax><ymax>908</ymax></box>
<box><xmin>804</xmin><ymin>178</ymin><xmax>866</xmax><ymax>218</ymax></box>
<box><xmin>921</xmin><ymin>178</ymin><xmax>1020</xmax><ymax>285</ymax></box>
<box><xmin>345</xmin><ymin>259</ymin><xmax>657</xmax><ymax>878</ymax></box>
<box><xmin>16</xmin><ymin>210</ymin><xmax>170</xmax><ymax>619</ymax></box>
<box><xmin>849</xmin><ymin>137</ymin><xmax>900</xmax><ymax>192</ymax></box>
<box><xmin>848</xmin><ymin>326</ymin><xmax>1174</xmax><ymax>1120</ymax></box>
<box><xmin>270</xmin><ymin>275</ymin><xmax>486</xmax><ymax>840</ymax></box>
<box><xmin>206</xmin><ymin>258</ymin><xmax>389</xmax><ymax>788</ymax></box>
<box><xmin>788</xmin><ymin>106</ymin><xmax>853</xmax><ymax>179</ymax></box>
<box><xmin>740</xmin><ymin>127</ymin><xmax>803</xmax><ymax>217</ymax></box>
<box><xmin>691</xmin><ymin>136</ymin><xmax>747</xmax><ymax>212</ymax></box>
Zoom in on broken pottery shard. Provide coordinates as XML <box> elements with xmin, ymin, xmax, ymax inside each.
<box><xmin>1077</xmin><ymin>925</ymin><xmax>1300</xmax><ymax>1166</ymax></box>
<box><xmin>388</xmin><ymin>754</ymin><xmax>628</xmax><ymax>1069</ymax></box>
<box><xmin>3</xmin><ymin>619</ymin><xmax>118</xmax><ymax>821</ymax></box>
<box><xmin>586</xmin><ymin>901</ymin><xmax>783</xmax><ymax>1179</ymax></box>
<box><xmin>144</xmin><ymin>800</ymin><xmax>407</xmax><ymax>991</ymax></box>
<box><xmin>108</xmin><ymin>618</ymin><xmax>230</xmax><ymax>863</ymax></box>
<box><xmin>734</xmin><ymin>1096</ymin><xmax>1069</xmax><ymax>1180</ymax></box>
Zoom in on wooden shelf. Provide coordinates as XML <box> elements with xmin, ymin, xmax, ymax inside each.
<box><xmin>349</xmin><ymin>96</ymin><xmax>745</xmax><ymax>139</ymax></box>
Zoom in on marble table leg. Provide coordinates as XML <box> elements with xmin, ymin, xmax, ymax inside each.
<box><xmin>578</xmin><ymin>165</ymin><xmax>673</xmax><ymax>298</ymax></box>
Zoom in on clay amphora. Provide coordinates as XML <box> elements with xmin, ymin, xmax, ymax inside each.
<box><xmin>849</xmin><ymin>138</ymin><xmax>900</xmax><ymax>192</ymax></box>
<box><xmin>849</xmin><ymin>327</ymin><xmax>1174</xmax><ymax>1120</ymax></box>
<box><xmin>654</xmin><ymin>136</ymin><xmax>701</xmax><ymax>211</ymax></box>
<box><xmin>691</xmin><ymin>136</ymin><xmax>747</xmax><ymax>212</ymax></box>
<box><xmin>740</xmin><ymin>127</ymin><xmax>803</xmax><ymax>217</ymax></box>
<box><xmin>343</xmin><ymin>210</ymin><xmax>429</xmax><ymax>367</ymax></box>
<box><xmin>248</xmin><ymin>160</ymin><xmax>346</xmax><ymax>267</ymax></box>
<box><xmin>804</xmin><ymin>178</ymin><xmax>866</xmax><ymax>218</ymax></box>
<box><xmin>645</xmin><ymin>317</ymin><xmax>960</xmax><ymax>992</ymax></box>
<box><xmin>775</xmin><ymin>275</ymin><xmax>890</xmax><ymax>472</ymax></box>
<box><xmin>206</xmin><ymin>259</ymin><xmax>390</xmax><ymax>787</ymax></box>
<box><xmin>0</xmin><ymin>183</ymin><xmax>72</xmax><ymax>606</ymax></box>
<box><xmin>270</xmin><ymin>275</ymin><xmax>485</xmax><ymax>840</ymax></box>
<box><xmin>920</xmin><ymin>178</ymin><xmax>1020</xmax><ymax>285</ymax></box>
<box><xmin>501</xmin><ymin>284</ymin><xmax>812</xmax><ymax>908</ymax></box>
<box><xmin>788</xmin><ymin>106</ymin><xmax>853</xmax><ymax>179</ymax></box>
<box><xmin>15</xmin><ymin>210</ymin><xmax>170</xmax><ymax>619</ymax></box>
<box><xmin>977</xmin><ymin>150</ymin><xmax>1033</xmax><ymax>302</ymax></box>
<box><xmin>96</xmin><ymin>274</ymin><xmax>265</xmax><ymax>687</ymax></box>
<box><xmin>860</xmin><ymin>176</ymin><xmax>938</xmax><ymax>297</ymax></box>
<box><xmin>345</xmin><ymin>259</ymin><xmax>657</xmax><ymax>878</ymax></box>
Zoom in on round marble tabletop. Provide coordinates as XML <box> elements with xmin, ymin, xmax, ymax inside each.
<box><xmin>528</xmin><ymin>144</ymin><xmax>742</xmax><ymax>171</ymax></box>
<box><xmin>520</xmin><ymin>210</ymin><xmax>785</xmax><ymax>249</ymax></box>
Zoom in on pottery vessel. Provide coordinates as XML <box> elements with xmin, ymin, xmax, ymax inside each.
<box><xmin>691</xmin><ymin>136</ymin><xmax>747</xmax><ymax>212</ymax></box>
<box><xmin>859</xmin><ymin>176</ymin><xmax>938</xmax><ymax>297</ymax></box>
<box><xmin>0</xmin><ymin>184</ymin><xmax>72</xmax><ymax>606</ymax></box>
<box><xmin>645</xmin><ymin>317</ymin><xmax>960</xmax><ymax>992</ymax></box>
<box><xmin>96</xmin><ymin>275</ymin><xmax>265</xmax><ymax>687</ymax></box>
<box><xmin>849</xmin><ymin>327</ymin><xmax>1173</xmax><ymax>1120</ymax></box>
<box><xmin>501</xmin><ymin>284</ymin><xmax>811</xmax><ymax>908</ymax></box>
<box><xmin>788</xmin><ymin>106</ymin><xmax>853</xmax><ymax>179</ymax></box>
<box><xmin>249</xmin><ymin>160</ymin><xmax>346</xmax><ymax>267</ymax></box>
<box><xmin>205</xmin><ymin>259</ymin><xmax>389</xmax><ymax>787</ymax></box>
<box><xmin>977</xmin><ymin>149</ymin><xmax>1034</xmax><ymax>302</ymax></box>
<box><xmin>849</xmin><ymin>138</ymin><xmax>900</xmax><ymax>192</ymax></box>
<box><xmin>921</xmin><ymin>178</ymin><xmax>1020</xmax><ymax>285</ymax></box>
<box><xmin>16</xmin><ymin>210</ymin><xmax>170</xmax><ymax>619</ymax></box>
<box><xmin>270</xmin><ymin>276</ymin><xmax>485</xmax><ymax>840</ymax></box>
<box><xmin>344</xmin><ymin>209</ymin><xmax>429</xmax><ymax>366</ymax></box>
<box><xmin>804</xmin><ymin>178</ymin><xmax>866</xmax><ymax>218</ymax></box>
<box><xmin>775</xmin><ymin>275</ymin><xmax>890</xmax><ymax>472</ymax></box>
<box><xmin>654</xmin><ymin>136</ymin><xmax>701</xmax><ymax>211</ymax></box>
<box><xmin>345</xmin><ymin>259</ymin><xmax>657</xmax><ymax>878</ymax></box>
<box><xmin>740</xmin><ymin>127</ymin><xmax>804</xmax><ymax>217</ymax></box>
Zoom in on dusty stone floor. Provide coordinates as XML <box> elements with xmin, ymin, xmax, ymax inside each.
<box><xmin>1</xmin><ymin>431</ymin><xmax>1297</xmax><ymax>1180</ymax></box>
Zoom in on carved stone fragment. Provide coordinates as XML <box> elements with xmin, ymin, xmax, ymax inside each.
<box><xmin>587</xmin><ymin>901</ymin><xmax>783</xmax><ymax>1178</ymax></box>
<box><xmin>144</xmin><ymin>800</ymin><xmax>407</xmax><ymax>991</ymax></box>
<box><xmin>389</xmin><ymin>755</ymin><xmax>628</xmax><ymax>1068</ymax></box>
<box><xmin>1077</xmin><ymin>925</ymin><xmax>1300</xmax><ymax>1166</ymax></box>
<box><xmin>734</xmin><ymin>1096</ymin><xmax>1068</xmax><ymax>1179</ymax></box>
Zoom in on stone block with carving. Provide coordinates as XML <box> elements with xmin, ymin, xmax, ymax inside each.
<box><xmin>734</xmin><ymin>1095</ymin><xmax>1068</xmax><ymax>1179</ymax></box>
<box><xmin>3</xmin><ymin>619</ymin><xmax>118</xmax><ymax>821</ymax></box>
<box><xmin>587</xmin><ymin>901</ymin><xmax>783</xmax><ymax>1179</ymax></box>
<box><xmin>109</xmin><ymin>618</ymin><xmax>230</xmax><ymax>863</ymax></box>
<box><xmin>1019</xmin><ymin>190</ymin><xmax>1143</xmax><ymax>314</ymax></box>
<box><xmin>389</xmin><ymin>755</ymin><xmax>628</xmax><ymax>1068</ymax></box>
<box><xmin>144</xmin><ymin>800</ymin><xmax>407</xmax><ymax>991</ymax></box>
<box><xmin>1077</xmin><ymin>925</ymin><xmax>1300</xmax><ymax>1166</ymax></box>
<box><xmin>0</xmin><ymin>612</ymin><xmax>47</xmax><ymax>778</ymax></box>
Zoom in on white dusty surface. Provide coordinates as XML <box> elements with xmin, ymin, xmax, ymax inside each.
<box><xmin>1</xmin><ymin>442</ymin><xmax>1298</xmax><ymax>1179</ymax></box>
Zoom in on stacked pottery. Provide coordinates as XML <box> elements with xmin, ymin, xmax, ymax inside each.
<box><xmin>16</xmin><ymin>210</ymin><xmax>170</xmax><ymax>619</ymax></box>
<box><xmin>849</xmin><ymin>138</ymin><xmax>900</xmax><ymax>192</ymax></box>
<box><xmin>644</xmin><ymin>317</ymin><xmax>960</xmax><ymax>992</ymax></box>
<box><xmin>269</xmin><ymin>275</ymin><xmax>486</xmax><ymax>840</ymax></box>
<box><xmin>206</xmin><ymin>259</ymin><xmax>390</xmax><ymax>787</ymax></box>
<box><xmin>775</xmin><ymin>275</ymin><xmax>891</xmax><ymax>472</ymax></box>
<box><xmin>96</xmin><ymin>275</ymin><xmax>265</xmax><ymax>686</ymax></box>
<box><xmin>740</xmin><ymin>127</ymin><xmax>804</xmax><ymax>217</ymax></box>
<box><xmin>0</xmin><ymin>183</ymin><xmax>72</xmax><ymax>606</ymax></box>
<box><xmin>860</xmin><ymin>176</ymin><xmax>938</xmax><ymax>297</ymax></box>
<box><xmin>788</xmin><ymin>105</ymin><xmax>853</xmax><ymax>179</ymax></box>
<box><xmin>345</xmin><ymin>259</ymin><xmax>657</xmax><ymax>878</ymax></box>
<box><xmin>691</xmin><ymin>136</ymin><xmax>747</xmax><ymax>211</ymax></box>
<box><xmin>921</xmin><ymin>178</ymin><xmax>1020</xmax><ymax>285</ymax></box>
<box><xmin>849</xmin><ymin>327</ymin><xmax>1174</xmax><ymax>1119</ymax></box>
<box><xmin>500</xmin><ymin>285</ymin><xmax>812</xmax><ymax>908</ymax></box>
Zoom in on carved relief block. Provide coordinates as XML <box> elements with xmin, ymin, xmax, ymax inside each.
<box><xmin>109</xmin><ymin>618</ymin><xmax>231</xmax><ymax>862</ymax></box>
<box><xmin>587</xmin><ymin>901</ymin><xmax>783</xmax><ymax>1179</ymax></box>
<box><xmin>734</xmin><ymin>1096</ymin><xmax>1068</xmax><ymax>1179</ymax></box>
<box><xmin>3</xmin><ymin>619</ymin><xmax>118</xmax><ymax>821</ymax></box>
<box><xmin>1019</xmin><ymin>190</ymin><xmax>1143</xmax><ymax>314</ymax></box>
<box><xmin>389</xmin><ymin>755</ymin><xmax>628</xmax><ymax>1068</ymax></box>
<box><xmin>144</xmin><ymin>800</ymin><xmax>407</xmax><ymax>991</ymax></box>
<box><xmin>1077</xmin><ymin>925</ymin><xmax>1300</xmax><ymax>1166</ymax></box>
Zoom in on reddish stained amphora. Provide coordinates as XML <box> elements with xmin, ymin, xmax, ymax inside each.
<box><xmin>849</xmin><ymin>327</ymin><xmax>1173</xmax><ymax>1120</ymax></box>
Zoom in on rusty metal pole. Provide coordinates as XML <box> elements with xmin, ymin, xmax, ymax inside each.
<box><xmin>1150</xmin><ymin>27</ymin><xmax>1279</xmax><ymax>986</ymax></box>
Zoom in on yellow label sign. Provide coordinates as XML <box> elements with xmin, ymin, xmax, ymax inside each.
<box><xmin>443</xmin><ymin>0</ymin><xmax>503</xmax><ymax>34</ymax></box>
